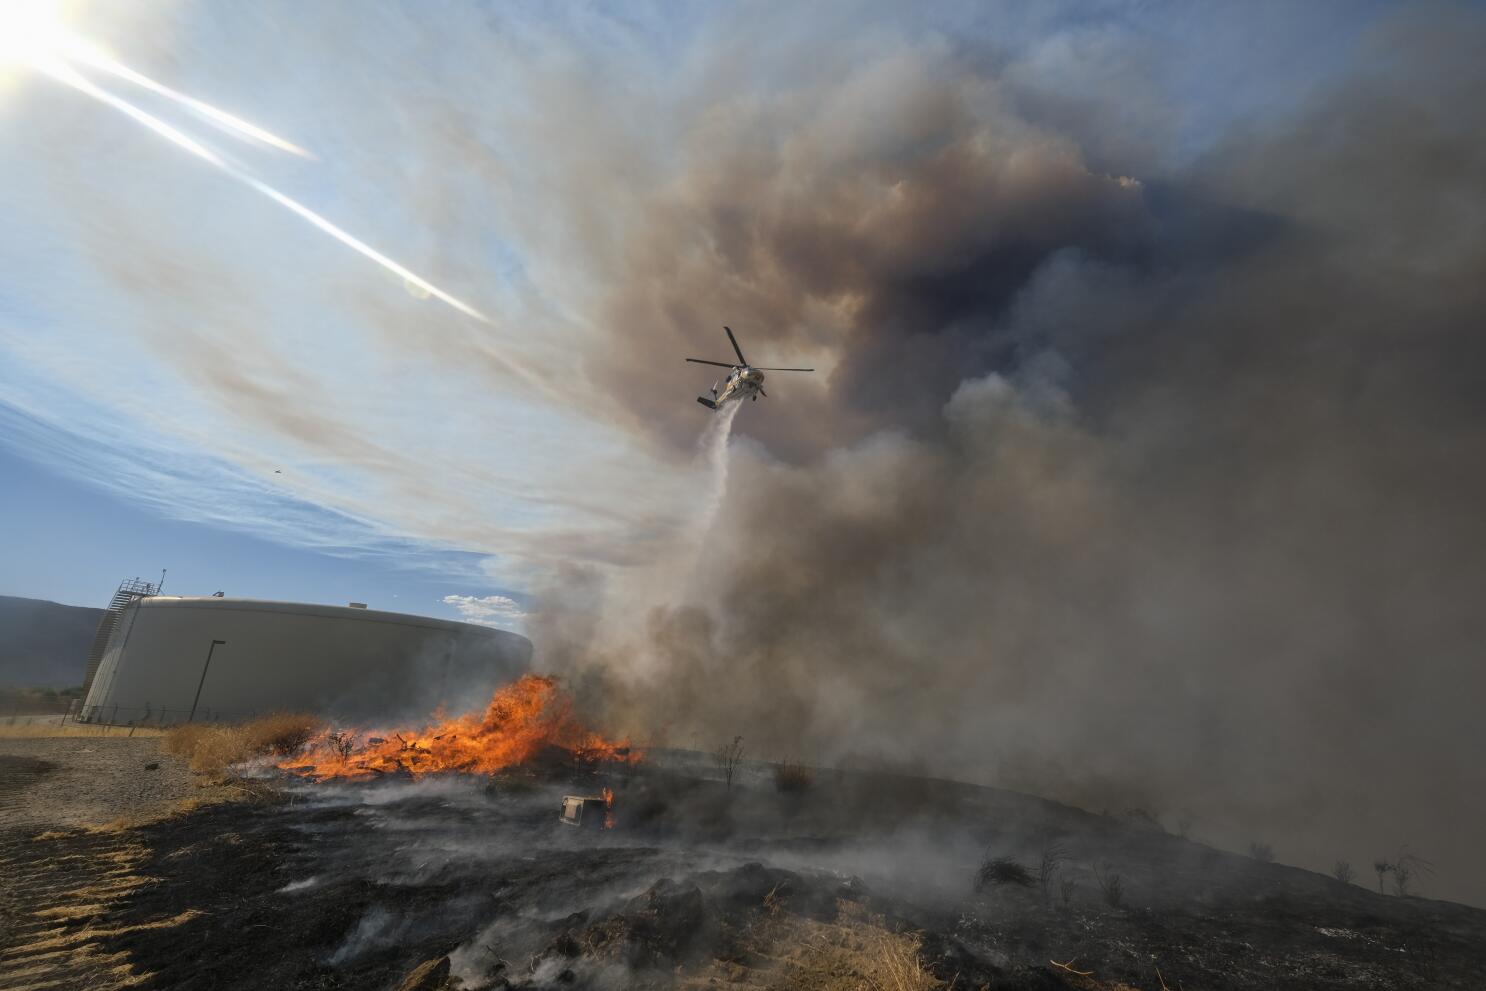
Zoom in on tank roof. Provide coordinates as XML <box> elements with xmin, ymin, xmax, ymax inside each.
<box><xmin>130</xmin><ymin>596</ymin><xmax>527</xmax><ymax>642</ymax></box>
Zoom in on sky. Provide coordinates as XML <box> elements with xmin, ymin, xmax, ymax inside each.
<box><xmin>0</xmin><ymin>0</ymin><xmax>1386</xmax><ymax>619</ymax></box>
<box><xmin>2</xmin><ymin>1</ymin><xmax>1484</xmax><ymax>905</ymax></box>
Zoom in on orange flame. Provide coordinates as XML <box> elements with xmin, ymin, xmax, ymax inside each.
<box><xmin>281</xmin><ymin>674</ymin><xmax>638</xmax><ymax>781</ymax></box>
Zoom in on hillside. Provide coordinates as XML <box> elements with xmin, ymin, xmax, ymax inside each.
<box><xmin>0</xmin><ymin>595</ymin><xmax>103</xmax><ymax>689</ymax></box>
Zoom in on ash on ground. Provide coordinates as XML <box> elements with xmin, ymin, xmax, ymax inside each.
<box><xmin>3</xmin><ymin>743</ymin><xmax>1484</xmax><ymax>990</ymax></box>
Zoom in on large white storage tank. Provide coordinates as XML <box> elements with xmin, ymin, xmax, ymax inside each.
<box><xmin>79</xmin><ymin>597</ymin><xmax>531</xmax><ymax>725</ymax></box>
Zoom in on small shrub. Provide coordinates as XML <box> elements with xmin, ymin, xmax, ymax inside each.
<box><xmin>1093</xmin><ymin>861</ymin><xmax>1124</xmax><ymax>908</ymax></box>
<box><xmin>1248</xmin><ymin>841</ymin><xmax>1275</xmax><ymax>863</ymax></box>
<box><xmin>714</xmin><ymin>736</ymin><xmax>745</xmax><ymax>789</ymax></box>
<box><xmin>975</xmin><ymin>856</ymin><xmax>1033</xmax><ymax>892</ymax></box>
<box><xmin>245</xmin><ymin>713</ymin><xmax>318</xmax><ymax>756</ymax></box>
<box><xmin>1388</xmin><ymin>847</ymin><xmax>1433</xmax><ymax>896</ymax></box>
<box><xmin>1393</xmin><ymin>862</ymin><xmax>1415</xmax><ymax>896</ymax></box>
<box><xmin>188</xmin><ymin>726</ymin><xmax>252</xmax><ymax>774</ymax></box>
<box><xmin>773</xmin><ymin>758</ymin><xmax>815</xmax><ymax>794</ymax></box>
<box><xmin>1373</xmin><ymin>859</ymin><xmax>1394</xmax><ymax>894</ymax></box>
<box><xmin>326</xmin><ymin>730</ymin><xmax>359</xmax><ymax>763</ymax></box>
<box><xmin>163</xmin><ymin>723</ymin><xmax>209</xmax><ymax>757</ymax></box>
<box><xmin>163</xmin><ymin>724</ymin><xmax>252</xmax><ymax>774</ymax></box>
<box><xmin>1037</xmin><ymin>840</ymin><xmax>1068</xmax><ymax>903</ymax></box>
<box><xmin>1059</xmin><ymin>874</ymin><xmax>1077</xmax><ymax>907</ymax></box>
<box><xmin>1332</xmin><ymin>861</ymin><xmax>1356</xmax><ymax>885</ymax></box>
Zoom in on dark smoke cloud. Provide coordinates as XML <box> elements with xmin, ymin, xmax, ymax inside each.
<box><xmin>530</xmin><ymin>5</ymin><xmax>1486</xmax><ymax>905</ymax></box>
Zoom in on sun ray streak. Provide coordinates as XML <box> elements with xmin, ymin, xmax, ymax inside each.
<box><xmin>63</xmin><ymin>39</ymin><xmax>317</xmax><ymax>159</ymax></box>
<box><xmin>39</xmin><ymin>58</ymin><xmax>491</xmax><ymax>324</ymax></box>
<box><xmin>242</xmin><ymin>177</ymin><xmax>487</xmax><ymax>321</ymax></box>
<box><xmin>39</xmin><ymin>58</ymin><xmax>224</xmax><ymax>167</ymax></box>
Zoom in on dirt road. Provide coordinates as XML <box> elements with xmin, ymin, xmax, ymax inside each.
<box><xmin>0</xmin><ymin>737</ymin><xmax>207</xmax><ymax>832</ymax></box>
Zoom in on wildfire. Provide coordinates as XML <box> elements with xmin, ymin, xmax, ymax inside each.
<box><xmin>282</xmin><ymin>674</ymin><xmax>638</xmax><ymax>781</ymax></box>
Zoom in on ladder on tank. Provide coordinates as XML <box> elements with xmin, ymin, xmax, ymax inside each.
<box><xmin>79</xmin><ymin>577</ymin><xmax>160</xmax><ymax>718</ymax></box>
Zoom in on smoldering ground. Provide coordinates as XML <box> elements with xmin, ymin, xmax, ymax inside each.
<box><xmin>525</xmin><ymin>5</ymin><xmax>1486</xmax><ymax>906</ymax></box>
<box><xmin>27</xmin><ymin>756</ymin><xmax>1485</xmax><ymax>990</ymax></box>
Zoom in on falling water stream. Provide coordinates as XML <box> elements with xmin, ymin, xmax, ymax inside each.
<box><xmin>693</xmin><ymin>401</ymin><xmax>741</xmax><ymax>542</ymax></box>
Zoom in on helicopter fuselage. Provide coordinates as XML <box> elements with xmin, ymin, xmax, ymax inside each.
<box><xmin>699</xmin><ymin>366</ymin><xmax>765</xmax><ymax>409</ymax></box>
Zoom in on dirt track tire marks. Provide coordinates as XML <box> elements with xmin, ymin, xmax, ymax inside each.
<box><xmin>0</xmin><ymin>757</ymin><xmax>59</xmax><ymax>821</ymax></box>
<box><xmin>0</xmin><ymin>826</ymin><xmax>157</xmax><ymax>991</ymax></box>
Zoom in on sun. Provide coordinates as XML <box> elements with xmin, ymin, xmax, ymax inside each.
<box><xmin>0</xmin><ymin>1</ymin><xmax>75</xmax><ymax>70</ymax></box>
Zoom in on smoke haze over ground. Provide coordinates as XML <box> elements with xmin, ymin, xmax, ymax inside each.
<box><xmin>2</xmin><ymin>2</ymin><xmax>1483</xmax><ymax>904</ymax></box>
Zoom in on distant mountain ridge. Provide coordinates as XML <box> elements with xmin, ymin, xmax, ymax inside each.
<box><xmin>0</xmin><ymin>595</ymin><xmax>103</xmax><ymax>689</ymax></box>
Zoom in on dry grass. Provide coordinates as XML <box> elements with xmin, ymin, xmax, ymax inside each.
<box><xmin>687</xmin><ymin>900</ymin><xmax>942</xmax><ymax>991</ymax></box>
<box><xmin>163</xmin><ymin>713</ymin><xmax>319</xmax><ymax>775</ymax></box>
<box><xmin>243</xmin><ymin>713</ymin><xmax>319</xmax><ymax>756</ymax></box>
<box><xmin>975</xmin><ymin>855</ymin><xmax>1034</xmax><ymax>891</ymax></box>
<box><xmin>773</xmin><ymin>758</ymin><xmax>816</xmax><ymax>794</ymax></box>
<box><xmin>0</xmin><ymin>722</ymin><xmax>165</xmax><ymax>739</ymax></box>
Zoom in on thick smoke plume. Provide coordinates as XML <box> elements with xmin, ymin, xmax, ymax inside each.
<box><xmin>528</xmin><ymin>5</ymin><xmax>1486</xmax><ymax>905</ymax></box>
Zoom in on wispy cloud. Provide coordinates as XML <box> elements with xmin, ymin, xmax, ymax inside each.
<box><xmin>442</xmin><ymin>593</ymin><xmax>526</xmax><ymax>630</ymax></box>
<box><xmin>0</xmin><ymin>2</ymin><xmax>704</xmax><ymax>585</ymax></box>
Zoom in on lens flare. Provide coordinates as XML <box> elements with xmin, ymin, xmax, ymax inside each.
<box><xmin>63</xmin><ymin>38</ymin><xmax>315</xmax><ymax>159</ymax></box>
<box><xmin>39</xmin><ymin>58</ymin><xmax>224</xmax><ymax>166</ymax></box>
<box><xmin>13</xmin><ymin>13</ymin><xmax>490</xmax><ymax>324</ymax></box>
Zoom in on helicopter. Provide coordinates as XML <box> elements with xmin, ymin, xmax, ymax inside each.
<box><xmin>687</xmin><ymin>326</ymin><xmax>814</xmax><ymax>410</ymax></box>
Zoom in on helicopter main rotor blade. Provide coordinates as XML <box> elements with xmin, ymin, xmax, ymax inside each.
<box><xmin>752</xmin><ymin>366</ymin><xmax>814</xmax><ymax>372</ymax></box>
<box><xmin>686</xmin><ymin>358</ymin><xmax>736</xmax><ymax>368</ymax></box>
<box><xmin>723</xmin><ymin>326</ymin><xmax>748</xmax><ymax>366</ymax></box>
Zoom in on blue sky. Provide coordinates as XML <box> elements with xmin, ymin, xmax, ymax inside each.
<box><xmin>0</xmin><ymin>442</ymin><xmax>489</xmax><ymax>615</ymax></box>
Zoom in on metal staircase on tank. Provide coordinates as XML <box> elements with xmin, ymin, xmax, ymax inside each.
<box><xmin>79</xmin><ymin>577</ymin><xmax>161</xmax><ymax>704</ymax></box>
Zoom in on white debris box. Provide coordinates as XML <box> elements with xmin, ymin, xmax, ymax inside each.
<box><xmin>559</xmin><ymin>794</ymin><xmax>610</xmax><ymax>829</ymax></box>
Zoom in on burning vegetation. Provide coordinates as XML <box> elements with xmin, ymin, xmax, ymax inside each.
<box><xmin>280</xmin><ymin>674</ymin><xmax>637</xmax><ymax>780</ymax></box>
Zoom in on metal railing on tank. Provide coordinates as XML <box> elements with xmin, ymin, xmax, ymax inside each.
<box><xmin>63</xmin><ymin>702</ymin><xmax>265</xmax><ymax>729</ymax></box>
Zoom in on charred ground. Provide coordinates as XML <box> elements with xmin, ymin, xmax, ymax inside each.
<box><xmin>3</xmin><ymin>740</ymin><xmax>1483</xmax><ymax>990</ymax></box>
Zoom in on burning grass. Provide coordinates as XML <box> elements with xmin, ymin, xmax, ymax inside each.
<box><xmin>281</xmin><ymin>674</ymin><xmax>638</xmax><ymax>781</ymax></box>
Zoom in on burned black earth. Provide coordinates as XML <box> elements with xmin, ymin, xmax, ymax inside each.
<box><xmin>4</xmin><ymin>752</ymin><xmax>1484</xmax><ymax>990</ymax></box>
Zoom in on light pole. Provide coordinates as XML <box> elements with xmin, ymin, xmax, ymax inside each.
<box><xmin>188</xmin><ymin>639</ymin><xmax>226</xmax><ymax>723</ymax></box>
